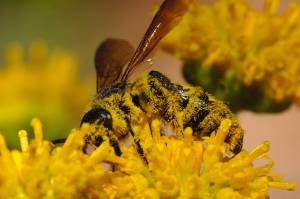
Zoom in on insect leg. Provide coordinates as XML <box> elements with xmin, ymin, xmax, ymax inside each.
<box><xmin>107</xmin><ymin>132</ymin><xmax>122</xmax><ymax>156</ymax></box>
<box><xmin>82</xmin><ymin>131</ymin><xmax>122</xmax><ymax>156</ymax></box>
<box><xmin>125</xmin><ymin>119</ymin><xmax>148</xmax><ymax>164</ymax></box>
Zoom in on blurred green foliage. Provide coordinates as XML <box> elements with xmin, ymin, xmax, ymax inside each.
<box><xmin>183</xmin><ymin>60</ymin><xmax>292</xmax><ymax>113</ymax></box>
<box><xmin>0</xmin><ymin>41</ymin><xmax>93</xmax><ymax>148</ymax></box>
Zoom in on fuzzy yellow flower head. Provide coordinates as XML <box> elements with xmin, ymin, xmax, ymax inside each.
<box><xmin>0</xmin><ymin>41</ymin><xmax>93</xmax><ymax>148</ymax></box>
<box><xmin>161</xmin><ymin>0</ymin><xmax>300</xmax><ymax>112</ymax></box>
<box><xmin>0</xmin><ymin>118</ymin><xmax>295</xmax><ymax>198</ymax></box>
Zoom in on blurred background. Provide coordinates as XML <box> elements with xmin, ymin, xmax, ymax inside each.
<box><xmin>0</xmin><ymin>0</ymin><xmax>299</xmax><ymax>198</ymax></box>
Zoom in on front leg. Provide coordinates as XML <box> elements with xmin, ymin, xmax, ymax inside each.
<box><xmin>83</xmin><ymin>128</ymin><xmax>122</xmax><ymax>156</ymax></box>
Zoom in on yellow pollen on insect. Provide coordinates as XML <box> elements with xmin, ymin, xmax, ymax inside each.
<box><xmin>18</xmin><ymin>130</ymin><xmax>29</xmax><ymax>152</ymax></box>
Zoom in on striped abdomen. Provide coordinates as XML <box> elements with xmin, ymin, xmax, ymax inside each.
<box><xmin>180</xmin><ymin>86</ymin><xmax>243</xmax><ymax>154</ymax></box>
<box><xmin>131</xmin><ymin>70</ymin><xmax>244</xmax><ymax>154</ymax></box>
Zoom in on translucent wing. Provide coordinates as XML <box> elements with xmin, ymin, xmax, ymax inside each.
<box><xmin>121</xmin><ymin>0</ymin><xmax>191</xmax><ymax>81</ymax></box>
<box><xmin>95</xmin><ymin>38</ymin><xmax>134</xmax><ymax>92</ymax></box>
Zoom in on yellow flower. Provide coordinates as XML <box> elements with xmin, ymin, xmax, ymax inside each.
<box><xmin>0</xmin><ymin>118</ymin><xmax>295</xmax><ymax>198</ymax></box>
<box><xmin>0</xmin><ymin>40</ymin><xmax>93</xmax><ymax>148</ymax></box>
<box><xmin>161</xmin><ymin>0</ymin><xmax>300</xmax><ymax>109</ymax></box>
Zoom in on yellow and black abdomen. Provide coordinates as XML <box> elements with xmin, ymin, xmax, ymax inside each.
<box><xmin>180</xmin><ymin>85</ymin><xmax>244</xmax><ymax>153</ymax></box>
<box><xmin>130</xmin><ymin>70</ymin><xmax>244</xmax><ymax>154</ymax></box>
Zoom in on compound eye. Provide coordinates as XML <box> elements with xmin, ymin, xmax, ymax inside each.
<box><xmin>80</xmin><ymin>108</ymin><xmax>112</xmax><ymax>130</ymax></box>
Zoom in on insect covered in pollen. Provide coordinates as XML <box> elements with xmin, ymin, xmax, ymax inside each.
<box><xmin>80</xmin><ymin>0</ymin><xmax>244</xmax><ymax>157</ymax></box>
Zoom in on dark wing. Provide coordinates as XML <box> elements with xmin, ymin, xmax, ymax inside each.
<box><xmin>95</xmin><ymin>38</ymin><xmax>134</xmax><ymax>92</ymax></box>
<box><xmin>120</xmin><ymin>0</ymin><xmax>191</xmax><ymax>81</ymax></box>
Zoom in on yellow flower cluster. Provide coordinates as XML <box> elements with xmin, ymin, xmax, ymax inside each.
<box><xmin>0</xmin><ymin>41</ymin><xmax>93</xmax><ymax>148</ymax></box>
<box><xmin>0</xmin><ymin>118</ymin><xmax>295</xmax><ymax>198</ymax></box>
<box><xmin>161</xmin><ymin>0</ymin><xmax>300</xmax><ymax>105</ymax></box>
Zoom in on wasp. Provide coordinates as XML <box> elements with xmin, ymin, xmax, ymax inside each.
<box><xmin>60</xmin><ymin>0</ymin><xmax>244</xmax><ymax>157</ymax></box>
